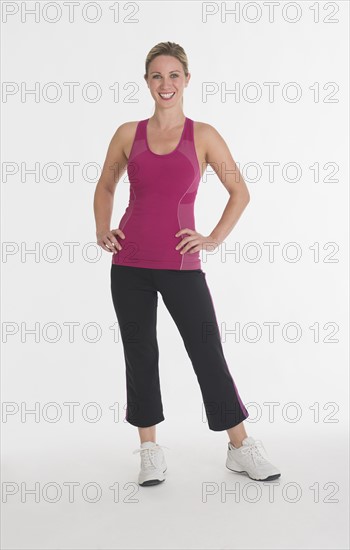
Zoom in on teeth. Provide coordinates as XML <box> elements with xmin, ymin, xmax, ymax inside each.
<box><xmin>159</xmin><ymin>92</ymin><xmax>175</xmax><ymax>98</ymax></box>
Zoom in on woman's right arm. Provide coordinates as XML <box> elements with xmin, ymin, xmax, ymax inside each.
<box><xmin>93</xmin><ymin>123</ymin><xmax>129</xmax><ymax>253</ymax></box>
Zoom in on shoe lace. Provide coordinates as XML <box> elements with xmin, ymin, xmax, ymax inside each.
<box><xmin>241</xmin><ymin>439</ymin><xmax>268</xmax><ymax>465</ymax></box>
<box><xmin>132</xmin><ymin>445</ymin><xmax>170</xmax><ymax>470</ymax></box>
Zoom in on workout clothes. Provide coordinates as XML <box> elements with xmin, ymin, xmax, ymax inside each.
<box><xmin>112</xmin><ymin>116</ymin><xmax>202</xmax><ymax>270</ymax></box>
<box><xmin>110</xmin><ymin>264</ymin><xmax>250</xmax><ymax>431</ymax></box>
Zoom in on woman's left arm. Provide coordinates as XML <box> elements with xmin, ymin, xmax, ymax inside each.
<box><xmin>175</xmin><ymin>123</ymin><xmax>250</xmax><ymax>255</ymax></box>
<box><xmin>204</xmin><ymin>123</ymin><xmax>250</xmax><ymax>245</ymax></box>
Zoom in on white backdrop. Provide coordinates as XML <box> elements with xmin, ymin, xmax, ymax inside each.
<box><xmin>1</xmin><ymin>1</ymin><xmax>349</xmax><ymax>549</ymax></box>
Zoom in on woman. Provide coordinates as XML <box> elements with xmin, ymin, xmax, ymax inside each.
<box><xmin>93</xmin><ymin>41</ymin><xmax>281</xmax><ymax>487</ymax></box>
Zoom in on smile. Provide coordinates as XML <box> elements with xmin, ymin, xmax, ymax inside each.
<box><xmin>158</xmin><ymin>92</ymin><xmax>175</xmax><ymax>100</ymax></box>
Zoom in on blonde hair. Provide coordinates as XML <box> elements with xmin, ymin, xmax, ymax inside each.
<box><xmin>144</xmin><ymin>41</ymin><xmax>189</xmax><ymax>80</ymax></box>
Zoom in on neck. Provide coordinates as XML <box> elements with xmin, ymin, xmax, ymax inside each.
<box><xmin>149</xmin><ymin>109</ymin><xmax>186</xmax><ymax>130</ymax></box>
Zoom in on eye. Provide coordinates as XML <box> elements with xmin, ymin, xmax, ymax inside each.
<box><xmin>152</xmin><ymin>74</ymin><xmax>179</xmax><ymax>79</ymax></box>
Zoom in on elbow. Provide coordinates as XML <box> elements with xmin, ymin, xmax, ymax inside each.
<box><xmin>242</xmin><ymin>187</ymin><xmax>250</xmax><ymax>204</ymax></box>
<box><xmin>230</xmin><ymin>189</ymin><xmax>250</xmax><ymax>204</ymax></box>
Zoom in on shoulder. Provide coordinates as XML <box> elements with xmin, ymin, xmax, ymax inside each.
<box><xmin>109</xmin><ymin>120</ymin><xmax>141</xmax><ymax>157</ymax></box>
<box><xmin>193</xmin><ymin>120</ymin><xmax>225</xmax><ymax>142</ymax></box>
<box><xmin>113</xmin><ymin>120</ymin><xmax>140</xmax><ymax>140</ymax></box>
<box><xmin>192</xmin><ymin>121</ymin><xmax>228</xmax><ymax>159</ymax></box>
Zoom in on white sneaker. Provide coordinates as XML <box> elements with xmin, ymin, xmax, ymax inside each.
<box><xmin>226</xmin><ymin>436</ymin><xmax>281</xmax><ymax>481</ymax></box>
<box><xmin>133</xmin><ymin>441</ymin><xmax>169</xmax><ymax>486</ymax></box>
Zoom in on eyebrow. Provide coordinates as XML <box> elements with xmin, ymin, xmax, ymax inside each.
<box><xmin>150</xmin><ymin>70</ymin><xmax>180</xmax><ymax>74</ymax></box>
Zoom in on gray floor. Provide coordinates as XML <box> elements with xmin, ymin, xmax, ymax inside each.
<box><xmin>2</xmin><ymin>420</ymin><xmax>349</xmax><ymax>549</ymax></box>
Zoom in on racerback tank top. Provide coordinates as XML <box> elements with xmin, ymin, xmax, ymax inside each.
<box><xmin>112</xmin><ymin>116</ymin><xmax>201</xmax><ymax>270</ymax></box>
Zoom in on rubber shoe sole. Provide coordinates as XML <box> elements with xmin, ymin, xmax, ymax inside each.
<box><xmin>139</xmin><ymin>467</ymin><xmax>167</xmax><ymax>487</ymax></box>
<box><xmin>226</xmin><ymin>464</ymin><xmax>281</xmax><ymax>481</ymax></box>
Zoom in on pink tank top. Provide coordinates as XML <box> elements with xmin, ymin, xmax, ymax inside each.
<box><xmin>112</xmin><ymin>116</ymin><xmax>201</xmax><ymax>270</ymax></box>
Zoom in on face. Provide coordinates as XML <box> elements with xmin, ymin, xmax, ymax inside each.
<box><xmin>145</xmin><ymin>55</ymin><xmax>190</xmax><ymax>107</ymax></box>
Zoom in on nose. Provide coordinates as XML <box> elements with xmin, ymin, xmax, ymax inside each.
<box><xmin>159</xmin><ymin>77</ymin><xmax>175</xmax><ymax>89</ymax></box>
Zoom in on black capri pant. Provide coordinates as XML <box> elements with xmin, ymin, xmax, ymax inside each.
<box><xmin>110</xmin><ymin>264</ymin><xmax>249</xmax><ymax>431</ymax></box>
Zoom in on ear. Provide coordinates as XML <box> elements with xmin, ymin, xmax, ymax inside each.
<box><xmin>186</xmin><ymin>73</ymin><xmax>191</xmax><ymax>87</ymax></box>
